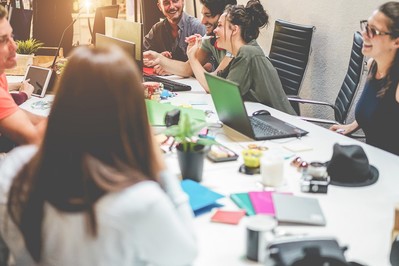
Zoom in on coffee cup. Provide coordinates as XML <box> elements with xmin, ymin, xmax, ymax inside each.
<box><xmin>246</xmin><ymin>215</ymin><xmax>277</xmax><ymax>262</ymax></box>
<box><xmin>260</xmin><ymin>154</ymin><xmax>284</xmax><ymax>187</ymax></box>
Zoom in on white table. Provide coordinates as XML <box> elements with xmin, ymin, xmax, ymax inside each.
<box><xmin>160</xmin><ymin>77</ymin><xmax>399</xmax><ymax>266</ymax></box>
<box><xmin>22</xmin><ymin>76</ymin><xmax>399</xmax><ymax>266</ymax></box>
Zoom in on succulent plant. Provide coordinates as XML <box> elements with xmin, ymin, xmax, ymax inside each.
<box><xmin>16</xmin><ymin>39</ymin><xmax>44</xmax><ymax>55</ymax></box>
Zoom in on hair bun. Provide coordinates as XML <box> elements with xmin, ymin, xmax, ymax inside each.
<box><xmin>245</xmin><ymin>0</ymin><xmax>268</xmax><ymax>28</ymax></box>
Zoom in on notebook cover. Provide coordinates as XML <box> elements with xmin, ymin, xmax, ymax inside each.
<box><xmin>181</xmin><ymin>180</ymin><xmax>224</xmax><ymax>216</ymax></box>
<box><xmin>230</xmin><ymin>193</ymin><xmax>255</xmax><ymax>216</ymax></box>
<box><xmin>248</xmin><ymin>191</ymin><xmax>275</xmax><ymax>216</ymax></box>
<box><xmin>143</xmin><ymin>67</ymin><xmax>154</xmax><ymax>75</ymax></box>
<box><xmin>145</xmin><ymin>100</ymin><xmax>206</xmax><ymax>126</ymax></box>
<box><xmin>210</xmin><ymin>209</ymin><xmax>246</xmax><ymax>225</ymax></box>
<box><xmin>272</xmin><ymin>194</ymin><xmax>326</xmax><ymax>226</ymax></box>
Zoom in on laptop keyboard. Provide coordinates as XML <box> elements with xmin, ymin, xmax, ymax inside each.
<box><xmin>250</xmin><ymin>117</ymin><xmax>287</xmax><ymax>137</ymax></box>
<box><xmin>143</xmin><ymin>74</ymin><xmax>192</xmax><ymax>92</ymax></box>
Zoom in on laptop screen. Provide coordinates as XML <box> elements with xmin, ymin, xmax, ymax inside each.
<box><xmin>205</xmin><ymin>72</ymin><xmax>254</xmax><ymax>138</ymax></box>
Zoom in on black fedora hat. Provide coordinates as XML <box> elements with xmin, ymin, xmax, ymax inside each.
<box><xmin>327</xmin><ymin>143</ymin><xmax>379</xmax><ymax>187</ymax></box>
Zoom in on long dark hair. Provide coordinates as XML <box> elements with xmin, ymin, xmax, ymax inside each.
<box><xmin>369</xmin><ymin>1</ymin><xmax>399</xmax><ymax>97</ymax></box>
<box><xmin>224</xmin><ymin>0</ymin><xmax>269</xmax><ymax>43</ymax></box>
<box><xmin>7</xmin><ymin>46</ymin><xmax>161</xmax><ymax>262</ymax></box>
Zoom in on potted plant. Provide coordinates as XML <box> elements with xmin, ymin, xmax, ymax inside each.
<box><xmin>163</xmin><ymin>113</ymin><xmax>216</xmax><ymax>182</ymax></box>
<box><xmin>7</xmin><ymin>39</ymin><xmax>44</xmax><ymax>75</ymax></box>
<box><xmin>16</xmin><ymin>38</ymin><xmax>44</xmax><ymax>55</ymax></box>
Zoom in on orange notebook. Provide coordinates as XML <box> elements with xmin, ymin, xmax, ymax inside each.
<box><xmin>210</xmin><ymin>209</ymin><xmax>246</xmax><ymax>225</ymax></box>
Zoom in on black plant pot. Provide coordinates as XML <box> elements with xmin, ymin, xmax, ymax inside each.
<box><xmin>177</xmin><ymin>144</ymin><xmax>207</xmax><ymax>182</ymax></box>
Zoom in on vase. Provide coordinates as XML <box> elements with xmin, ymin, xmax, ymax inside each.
<box><xmin>5</xmin><ymin>54</ymin><xmax>34</xmax><ymax>76</ymax></box>
<box><xmin>177</xmin><ymin>144</ymin><xmax>208</xmax><ymax>182</ymax></box>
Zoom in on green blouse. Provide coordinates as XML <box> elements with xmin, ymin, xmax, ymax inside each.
<box><xmin>218</xmin><ymin>40</ymin><xmax>296</xmax><ymax>115</ymax></box>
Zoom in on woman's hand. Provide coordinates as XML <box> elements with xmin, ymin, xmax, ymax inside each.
<box><xmin>186</xmin><ymin>36</ymin><xmax>202</xmax><ymax>61</ymax></box>
<box><xmin>329</xmin><ymin>121</ymin><xmax>359</xmax><ymax>135</ymax></box>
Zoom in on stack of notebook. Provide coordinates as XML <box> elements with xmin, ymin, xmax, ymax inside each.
<box><xmin>230</xmin><ymin>192</ymin><xmax>326</xmax><ymax>226</ymax></box>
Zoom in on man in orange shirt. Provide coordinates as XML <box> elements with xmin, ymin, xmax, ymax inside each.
<box><xmin>0</xmin><ymin>5</ymin><xmax>46</xmax><ymax>152</ymax></box>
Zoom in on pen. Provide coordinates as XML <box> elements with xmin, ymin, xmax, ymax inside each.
<box><xmin>201</xmin><ymin>36</ymin><xmax>219</xmax><ymax>40</ymax></box>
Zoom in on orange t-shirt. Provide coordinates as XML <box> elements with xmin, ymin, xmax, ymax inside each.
<box><xmin>0</xmin><ymin>73</ymin><xmax>18</xmax><ymax>120</ymax></box>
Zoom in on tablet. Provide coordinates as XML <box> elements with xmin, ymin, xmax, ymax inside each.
<box><xmin>23</xmin><ymin>65</ymin><xmax>53</xmax><ymax>98</ymax></box>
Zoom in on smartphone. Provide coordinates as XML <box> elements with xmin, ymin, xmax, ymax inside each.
<box><xmin>207</xmin><ymin>144</ymin><xmax>238</xmax><ymax>163</ymax></box>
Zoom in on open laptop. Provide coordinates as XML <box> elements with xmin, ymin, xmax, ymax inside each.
<box><xmin>205</xmin><ymin>73</ymin><xmax>308</xmax><ymax>140</ymax></box>
<box><xmin>96</xmin><ymin>33</ymin><xmax>135</xmax><ymax>60</ymax></box>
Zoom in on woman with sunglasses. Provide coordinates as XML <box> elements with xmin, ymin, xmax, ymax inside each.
<box><xmin>187</xmin><ymin>0</ymin><xmax>296</xmax><ymax>115</ymax></box>
<box><xmin>331</xmin><ymin>1</ymin><xmax>399</xmax><ymax>156</ymax></box>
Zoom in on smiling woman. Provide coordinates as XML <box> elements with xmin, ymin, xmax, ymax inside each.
<box><xmin>210</xmin><ymin>0</ymin><xmax>296</xmax><ymax>115</ymax></box>
<box><xmin>330</xmin><ymin>1</ymin><xmax>399</xmax><ymax>156</ymax></box>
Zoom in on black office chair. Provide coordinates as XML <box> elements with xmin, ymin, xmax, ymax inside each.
<box><xmin>288</xmin><ymin>32</ymin><xmax>365</xmax><ymax>127</ymax></box>
<box><xmin>269</xmin><ymin>19</ymin><xmax>315</xmax><ymax>114</ymax></box>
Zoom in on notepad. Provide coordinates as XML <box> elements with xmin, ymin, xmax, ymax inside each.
<box><xmin>181</xmin><ymin>180</ymin><xmax>224</xmax><ymax>216</ymax></box>
<box><xmin>230</xmin><ymin>192</ymin><xmax>255</xmax><ymax>216</ymax></box>
<box><xmin>210</xmin><ymin>209</ymin><xmax>246</xmax><ymax>225</ymax></box>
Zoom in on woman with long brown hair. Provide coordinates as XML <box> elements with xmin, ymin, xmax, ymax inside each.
<box><xmin>0</xmin><ymin>46</ymin><xmax>197</xmax><ymax>265</ymax></box>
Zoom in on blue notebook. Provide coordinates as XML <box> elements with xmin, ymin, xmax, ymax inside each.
<box><xmin>181</xmin><ymin>180</ymin><xmax>224</xmax><ymax>216</ymax></box>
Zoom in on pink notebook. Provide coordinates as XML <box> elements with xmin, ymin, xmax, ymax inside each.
<box><xmin>249</xmin><ymin>191</ymin><xmax>291</xmax><ymax>216</ymax></box>
<box><xmin>249</xmin><ymin>191</ymin><xmax>275</xmax><ymax>215</ymax></box>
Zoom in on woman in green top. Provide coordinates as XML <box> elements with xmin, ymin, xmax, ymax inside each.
<box><xmin>188</xmin><ymin>0</ymin><xmax>295</xmax><ymax>115</ymax></box>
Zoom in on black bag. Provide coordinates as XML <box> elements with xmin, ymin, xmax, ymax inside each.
<box><xmin>264</xmin><ymin>237</ymin><xmax>365</xmax><ymax>266</ymax></box>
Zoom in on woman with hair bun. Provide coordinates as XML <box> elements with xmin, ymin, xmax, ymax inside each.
<box><xmin>188</xmin><ymin>0</ymin><xmax>295</xmax><ymax>115</ymax></box>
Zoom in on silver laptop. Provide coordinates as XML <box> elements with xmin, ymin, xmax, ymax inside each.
<box><xmin>204</xmin><ymin>73</ymin><xmax>308</xmax><ymax>140</ymax></box>
<box><xmin>272</xmin><ymin>194</ymin><xmax>326</xmax><ymax>226</ymax></box>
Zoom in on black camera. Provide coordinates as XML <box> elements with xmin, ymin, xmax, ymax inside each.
<box><xmin>300</xmin><ymin>176</ymin><xmax>329</xmax><ymax>194</ymax></box>
<box><xmin>300</xmin><ymin>161</ymin><xmax>330</xmax><ymax>194</ymax></box>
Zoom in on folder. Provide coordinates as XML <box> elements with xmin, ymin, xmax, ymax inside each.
<box><xmin>181</xmin><ymin>180</ymin><xmax>224</xmax><ymax>216</ymax></box>
<box><xmin>248</xmin><ymin>191</ymin><xmax>275</xmax><ymax>216</ymax></box>
<box><xmin>230</xmin><ymin>192</ymin><xmax>255</xmax><ymax>216</ymax></box>
<box><xmin>145</xmin><ymin>100</ymin><xmax>206</xmax><ymax>126</ymax></box>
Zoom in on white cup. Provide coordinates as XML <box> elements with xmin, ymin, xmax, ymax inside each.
<box><xmin>260</xmin><ymin>154</ymin><xmax>284</xmax><ymax>187</ymax></box>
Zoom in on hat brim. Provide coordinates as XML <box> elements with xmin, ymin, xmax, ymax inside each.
<box><xmin>329</xmin><ymin>164</ymin><xmax>379</xmax><ymax>187</ymax></box>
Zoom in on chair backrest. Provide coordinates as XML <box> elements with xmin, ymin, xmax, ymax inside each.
<box><xmin>269</xmin><ymin>19</ymin><xmax>315</xmax><ymax>97</ymax></box>
<box><xmin>333</xmin><ymin>31</ymin><xmax>364</xmax><ymax>124</ymax></box>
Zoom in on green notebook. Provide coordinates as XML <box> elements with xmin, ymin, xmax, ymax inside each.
<box><xmin>230</xmin><ymin>192</ymin><xmax>255</xmax><ymax>216</ymax></box>
<box><xmin>145</xmin><ymin>100</ymin><xmax>206</xmax><ymax>126</ymax></box>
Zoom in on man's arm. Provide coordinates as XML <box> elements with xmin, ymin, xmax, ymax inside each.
<box><xmin>143</xmin><ymin>47</ymin><xmax>211</xmax><ymax>78</ymax></box>
<box><xmin>0</xmin><ymin>109</ymin><xmax>43</xmax><ymax>145</ymax></box>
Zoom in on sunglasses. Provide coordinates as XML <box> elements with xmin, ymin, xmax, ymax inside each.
<box><xmin>360</xmin><ymin>20</ymin><xmax>392</xmax><ymax>38</ymax></box>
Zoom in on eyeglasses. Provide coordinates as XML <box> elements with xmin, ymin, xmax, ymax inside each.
<box><xmin>0</xmin><ymin>33</ymin><xmax>15</xmax><ymax>46</ymax></box>
<box><xmin>360</xmin><ymin>20</ymin><xmax>392</xmax><ymax>38</ymax></box>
